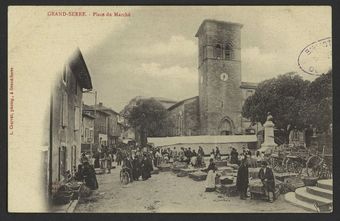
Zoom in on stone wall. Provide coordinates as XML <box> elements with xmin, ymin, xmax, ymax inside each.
<box><xmin>197</xmin><ymin>20</ymin><xmax>243</xmax><ymax>135</ymax></box>
<box><xmin>167</xmin><ymin>97</ymin><xmax>200</xmax><ymax>136</ymax></box>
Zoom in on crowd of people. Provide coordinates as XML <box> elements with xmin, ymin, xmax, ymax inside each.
<box><xmin>121</xmin><ymin>149</ymin><xmax>154</xmax><ymax>182</ymax></box>
<box><xmin>201</xmin><ymin>146</ymin><xmax>275</xmax><ymax>203</ymax></box>
<box><xmin>152</xmin><ymin>146</ymin><xmax>206</xmax><ymax>168</ymax></box>
<box><xmin>73</xmin><ymin>143</ymin><xmax>273</xmax><ymax>203</ymax></box>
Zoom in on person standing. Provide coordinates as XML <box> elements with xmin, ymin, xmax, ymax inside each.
<box><xmin>141</xmin><ymin>154</ymin><xmax>151</xmax><ymax>180</ymax></box>
<box><xmin>147</xmin><ymin>153</ymin><xmax>154</xmax><ymax>174</ymax></box>
<box><xmin>258</xmin><ymin>161</ymin><xmax>275</xmax><ymax>203</ymax></box>
<box><xmin>82</xmin><ymin>162</ymin><xmax>98</xmax><ymax>190</ymax></box>
<box><xmin>132</xmin><ymin>155</ymin><xmax>141</xmax><ymax>181</ymax></box>
<box><xmin>210</xmin><ymin>148</ymin><xmax>215</xmax><ymax>160</ymax></box>
<box><xmin>230</xmin><ymin>148</ymin><xmax>239</xmax><ymax>164</ymax></box>
<box><xmin>116</xmin><ymin>149</ymin><xmax>122</xmax><ymax>166</ymax></box>
<box><xmin>204</xmin><ymin>158</ymin><xmax>218</xmax><ymax>192</ymax></box>
<box><xmin>93</xmin><ymin>151</ymin><xmax>100</xmax><ymax>168</ymax></box>
<box><xmin>123</xmin><ymin>155</ymin><xmax>134</xmax><ymax>182</ymax></box>
<box><xmin>198</xmin><ymin>146</ymin><xmax>205</xmax><ymax>156</ymax></box>
<box><xmin>106</xmin><ymin>153</ymin><xmax>112</xmax><ymax>174</ymax></box>
<box><xmin>236</xmin><ymin>158</ymin><xmax>249</xmax><ymax>200</ymax></box>
<box><xmin>215</xmin><ymin>147</ymin><xmax>221</xmax><ymax>160</ymax></box>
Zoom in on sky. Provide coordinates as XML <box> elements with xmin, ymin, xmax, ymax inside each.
<box><xmin>80</xmin><ymin>6</ymin><xmax>331</xmax><ymax>112</ymax></box>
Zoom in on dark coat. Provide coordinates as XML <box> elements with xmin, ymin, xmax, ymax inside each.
<box><xmin>258</xmin><ymin>167</ymin><xmax>275</xmax><ymax>192</ymax></box>
<box><xmin>132</xmin><ymin>158</ymin><xmax>141</xmax><ymax>180</ymax></box>
<box><xmin>123</xmin><ymin>158</ymin><xmax>133</xmax><ymax>170</ymax></box>
<box><xmin>141</xmin><ymin>158</ymin><xmax>151</xmax><ymax>180</ymax></box>
<box><xmin>83</xmin><ymin>164</ymin><xmax>98</xmax><ymax>190</ymax></box>
<box><xmin>203</xmin><ymin>162</ymin><xmax>217</xmax><ymax>173</ymax></box>
<box><xmin>198</xmin><ymin>148</ymin><xmax>205</xmax><ymax>157</ymax></box>
<box><xmin>230</xmin><ymin>150</ymin><xmax>239</xmax><ymax>164</ymax></box>
<box><xmin>236</xmin><ymin>164</ymin><xmax>249</xmax><ymax>191</ymax></box>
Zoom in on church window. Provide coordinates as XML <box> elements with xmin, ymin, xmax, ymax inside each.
<box><xmin>214</xmin><ymin>44</ymin><xmax>222</xmax><ymax>59</ymax></box>
<box><xmin>177</xmin><ymin>112</ymin><xmax>184</xmax><ymax>136</ymax></box>
<box><xmin>224</xmin><ymin>44</ymin><xmax>233</xmax><ymax>60</ymax></box>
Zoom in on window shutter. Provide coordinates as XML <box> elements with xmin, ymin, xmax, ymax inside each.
<box><xmin>74</xmin><ymin>106</ymin><xmax>80</xmax><ymax>130</ymax></box>
<box><xmin>62</xmin><ymin>92</ymin><xmax>68</xmax><ymax>127</ymax></box>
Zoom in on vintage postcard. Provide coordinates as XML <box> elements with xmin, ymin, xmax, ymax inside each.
<box><xmin>7</xmin><ymin>6</ymin><xmax>332</xmax><ymax>213</ymax></box>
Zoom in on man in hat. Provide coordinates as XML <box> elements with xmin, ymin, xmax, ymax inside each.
<box><xmin>258</xmin><ymin>161</ymin><xmax>275</xmax><ymax>203</ymax></box>
<box><xmin>236</xmin><ymin>158</ymin><xmax>249</xmax><ymax>200</ymax></box>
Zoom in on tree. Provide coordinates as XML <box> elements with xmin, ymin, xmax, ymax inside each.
<box><xmin>242</xmin><ymin>72</ymin><xmax>310</xmax><ymax>142</ymax></box>
<box><xmin>121</xmin><ymin>97</ymin><xmax>169</xmax><ymax>146</ymax></box>
<box><xmin>302</xmin><ymin>70</ymin><xmax>332</xmax><ymax>133</ymax></box>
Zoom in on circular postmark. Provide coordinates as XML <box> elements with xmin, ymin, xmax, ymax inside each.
<box><xmin>298</xmin><ymin>37</ymin><xmax>332</xmax><ymax>76</ymax></box>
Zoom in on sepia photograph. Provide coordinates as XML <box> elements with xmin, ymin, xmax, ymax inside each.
<box><xmin>7</xmin><ymin>5</ymin><xmax>332</xmax><ymax>213</ymax></box>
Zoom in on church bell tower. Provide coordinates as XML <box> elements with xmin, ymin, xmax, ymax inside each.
<box><xmin>196</xmin><ymin>19</ymin><xmax>243</xmax><ymax>135</ymax></box>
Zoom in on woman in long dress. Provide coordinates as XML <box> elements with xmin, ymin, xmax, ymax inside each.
<box><xmin>141</xmin><ymin>155</ymin><xmax>151</xmax><ymax>180</ymax></box>
<box><xmin>204</xmin><ymin>158</ymin><xmax>218</xmax><ymax>192</ymax></box>
<box><xmin>83</xmin><ymin>162</ymin><xmax>98</xmax><ymax>190</ymax></box>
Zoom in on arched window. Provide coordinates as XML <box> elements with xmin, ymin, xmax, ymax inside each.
<box><xmin>214</xmin><ymin>44</ymin><xmax>222</xmax><ymax>59</ymax></box>
<box><xmin>219</xmin><ymin>117</ymin><xmax>234</xmax><ymax>135</ymax></box>
<box><xmin>224</xmin><ymin>44</ymin><xmax>233</xmax><ymax>60</ymax></box>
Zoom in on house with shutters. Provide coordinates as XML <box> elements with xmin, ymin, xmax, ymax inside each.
<box><xmin>47</xmin><ymin>48</ymin><xmax>93</xmax><ymax>196</ymax></box>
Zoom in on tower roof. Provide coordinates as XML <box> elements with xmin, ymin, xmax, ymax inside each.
<box><xmin>195</xmin><ymin>19</ymin><xmax>243</xmax><ymax>37</ymax></box>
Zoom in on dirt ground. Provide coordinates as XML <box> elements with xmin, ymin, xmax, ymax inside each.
<box><xmin>74</xmin><ymin>163</ymin><xmax>309</xmax><ymax>213</ymax></box>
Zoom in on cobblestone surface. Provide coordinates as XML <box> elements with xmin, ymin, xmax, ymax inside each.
<box><xmin>74</xmin><ymin>164</ymin><xmax>310</xmax><ymax>213</ymax></box>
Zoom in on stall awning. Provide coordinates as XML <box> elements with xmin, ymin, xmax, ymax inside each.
<box><xmin>148</xmin><ymin>135</ymin><xmax>257</xmax><ymax>147</ymax></box>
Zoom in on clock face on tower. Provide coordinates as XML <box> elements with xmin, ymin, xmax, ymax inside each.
<box><xmin>220</xmin><ymin>73</ymin><xmax>228</xmax><ymax>81</ymax></box>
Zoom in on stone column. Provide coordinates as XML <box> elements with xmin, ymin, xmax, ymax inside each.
<box><xmin>260</xmin><ymin>112</ymin><xmax>277</xmax><ymax>152</ymax></box>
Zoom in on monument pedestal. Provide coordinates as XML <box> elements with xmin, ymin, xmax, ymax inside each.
<box><xmin>259</xmin><ymin>113</ymin><xmax>277</xmax><ymax>153</ymax></box>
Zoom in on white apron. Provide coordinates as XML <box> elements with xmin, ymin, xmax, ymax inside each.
<box><xmin>205</xmin><ymin>170</ymin><xmax>216</xmax><ymax>188</ymax></box>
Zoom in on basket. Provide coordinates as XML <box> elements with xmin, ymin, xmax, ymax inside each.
<box><xmin>249</xmin><ymin>180</ymin><xmax>264</xmax><ymax>194</ymax></box>
<box><xmin>189</xmin><ymin>171</ymin><xmax>207</xmax><ymax>181</ymax></box>
<box><xmin>301</xmin><ymin>176</ymin><xmax>318</xmax><ymax>186</ymax></box>
<box><xmin>220</xmin><ymin>176</ymin><xmax>234</xmax><ymax>185</ymax></box>
<box><xmin>52</xmin><ymin>191</ymin><xmax>73</xmax><ymax>205</ymax></box>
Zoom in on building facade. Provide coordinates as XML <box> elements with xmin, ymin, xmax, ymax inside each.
<box><xmin>165</xmin><ymin>20</ymin><xmax>258</xmax><ymax>137</ymax></box>
<box><xmin>97</xmin><ymin>103</ymin><xmax>123</xmax><ymax>147</ymax></box>
<box><xmin>83</xmin><ymin>102</ymin><xmax>123</xmax><ymax>152</ymax></box>
<box><xmin>49</xmin><ymin>48</ymin><xmax>92</xmax><ymax>194</ymax></box>
<box><xmin>81</xmin><ymin>109</ymin><xmax>95</xmax><ymax>153</ymax></box>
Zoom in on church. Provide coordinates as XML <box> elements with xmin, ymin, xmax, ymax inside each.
<box><xmin>165</xmin><ymin>19</ymin><xmax>258</xmax><ymax>137</ymax></box>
